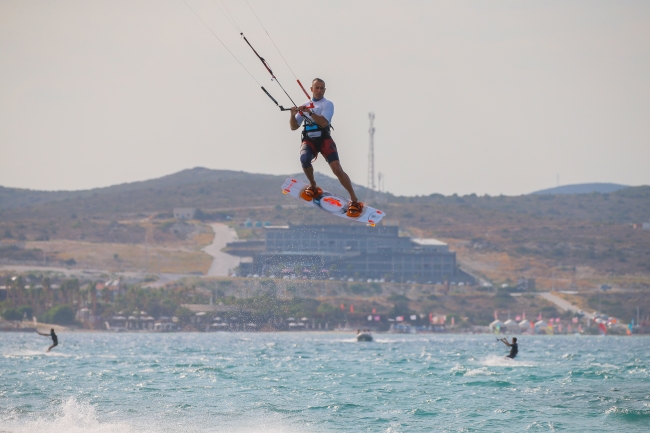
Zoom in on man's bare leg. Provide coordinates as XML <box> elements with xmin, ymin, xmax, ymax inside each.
<box><xmin>329</xmin><ymin>161</ymin><xmax>359</xmax><ymax>202</ymax></box>
<box><xmin>303</xmin><ymin>165</ymin><xmax>318</xmax><ymax>188</ymax></box>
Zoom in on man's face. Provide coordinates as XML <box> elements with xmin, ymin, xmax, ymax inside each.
<box><xmin>311</xmin><ymin>81</ymin><xmax>326</xmax><ymax>99</ymax></box>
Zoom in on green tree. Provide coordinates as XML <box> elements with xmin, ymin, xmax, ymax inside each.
<box><xmin>41</xmin><ymin>305</ymin><xmax>76</xmax><ymax>325</ymax></box>
<box><xmin>2</xmin><ymin>308</ymin><xmax>21</xmax><ymax>321</ymax></box>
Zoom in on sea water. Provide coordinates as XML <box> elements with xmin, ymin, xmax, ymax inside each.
<box><xmin>1</xmin><ymin>333</ymin><xmax>648</xmax><ymax>432</ymax></box>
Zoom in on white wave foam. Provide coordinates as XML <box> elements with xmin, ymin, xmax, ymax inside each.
<box><xmin>464</xmin><ymin>367</ymin><xmax>497</xmax><ymax>376</ymax></box>
<box><xmin>2</xmin><ymin>398</ymin><xmax>319</xmax><ymax>433</ymax></box>
<box><xmin>480</xmin><ymin>354</ymin><xmax>536</xmax><ymax>367</ymax></box>
<box><xmin>2</xmin><ymin>398</ymin><xmax>136</xmax><ymax>433</ymax></box>
<box><xmin>373</xmin><ymin>338</ymin><xmax>430</xmax><ymax>344</ymax></box>
<box><xmin>3</xmin><ymin>350</ymin><xmax>72</xmax><ymax>358</ymax></box>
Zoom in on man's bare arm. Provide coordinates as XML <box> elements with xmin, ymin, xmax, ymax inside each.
<box><xmin>291</xmin><ymin>105</ymin><xmax>329</xmax><ymax>128</ymax></box>
<box><xmin>307</xmin><ymin>111</ymin><xmax>329</xmax><ymax>128</ymax></box>
<box><xmin>290</xmin><ymin>107</ymin><xmax>300</xmax><ymax>130</ymax></box>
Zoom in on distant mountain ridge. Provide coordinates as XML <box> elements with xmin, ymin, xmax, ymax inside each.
<box><xmin>1</xmin><ymin>168</ymin><xmax>648</xmax><ymax>225</ymax></box>
<box><xmin>0</xmin><ymin>168</ymin><xmax>275</xmax><ymax>210</ymax></box>
<box><xmin>0</xmin><ymin>167</ymin><xmax>372</xmax><ymax>218</ymax></box>
<box><xmin>530</xmin><ymin>183</ymin><xmax>630</xmax><ymax>195</ymax></box>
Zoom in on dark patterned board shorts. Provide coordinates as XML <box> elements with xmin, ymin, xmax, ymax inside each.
<box><xmin>300</xmin><ymin>138</ymin><xmax>339</xmax><ymax>167</ymax></box>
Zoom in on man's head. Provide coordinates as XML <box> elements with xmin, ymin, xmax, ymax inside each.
<box><xmin>512</xmin><ymin>337</ymin><xmax>517</xmax><ymax>343</ymax></box>
<box><xmin>50</xmin><ymin>328</ymin><xmax>54</xmax><ymax>333</ymax></box>
<box><xmin>311</xmin><ymin>78</ymin><xmax>326</xmax><ymax>100</ymax></box>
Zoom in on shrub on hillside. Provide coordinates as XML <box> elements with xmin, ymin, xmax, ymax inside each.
<box><xmin>40</xmin><ymin>305</ymin><xmax>76</xmax><ymax>325</ymax></box>
<box><xmin>2</xmin><ymin>308</ymin><xmax>21</xmax><ymax>321</ymax></box>
<box><xmin>1</xmin><ymin>306</ymin><xmax>33</xmax><ymax>321</ymax></box>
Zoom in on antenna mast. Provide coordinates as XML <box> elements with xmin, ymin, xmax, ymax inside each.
<box><xmin>368</xmin><ymin>112</ymin><xmax>376</xmax><ymax>191</ymax></box>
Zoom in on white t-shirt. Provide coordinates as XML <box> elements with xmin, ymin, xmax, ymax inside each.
<box><xmin>294</xmin><ymin>97</ymin><xmax>334</xmax><ymax>132</ymax></box>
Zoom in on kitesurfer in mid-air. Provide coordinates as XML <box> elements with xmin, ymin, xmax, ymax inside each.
<box><xmin>500</xmin><ymin>337</ymin><xmax>518</xmax><ymax>359</ymax></box>
<box><xmin>290</xmin><ymin>78</ymin><xmax>363</xmax><ymax>218</ymax></box>
<box><xmin>37</xmin><ymin>328</ymin><xmax>58</xmax><ymax>352</ymax></box>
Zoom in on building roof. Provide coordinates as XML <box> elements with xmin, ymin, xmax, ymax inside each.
<box><xmin>412</xmin><ymin>238</ymin><xmax>447</xmax><ymax>246</ymax></box>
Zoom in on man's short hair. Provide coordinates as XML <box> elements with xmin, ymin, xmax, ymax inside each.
<box><xmin>512</xmin><ymin>337</ymin><xmax>517</xmax><ymax>342</ymax></box>
<box><xmin>312</xmin><ymin>78</ymin><xmax>325</xmax><ymax>86</ymax></box>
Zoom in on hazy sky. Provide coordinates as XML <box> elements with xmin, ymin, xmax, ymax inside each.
<box><xmin>1</xmin><ymin>0</ymin><xmax>649</xmax><ymax>196</ymax></box>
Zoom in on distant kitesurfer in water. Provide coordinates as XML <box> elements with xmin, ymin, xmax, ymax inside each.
<box><xmin>37</xmin><ymin>328</ymin><xmax>58</xmax><ymax>352</ymax></box>
<box><xmin>500</xmin><ymin>337</ymin><xmax>518</xmax><ymax>359</ymax></box>
<box><xmin>289</xmin><ymin>78</ymin><xmax>364</xmax><ymax>218</ymax></box>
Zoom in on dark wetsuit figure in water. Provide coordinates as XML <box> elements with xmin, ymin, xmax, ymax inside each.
<box><xmin>38</xmin><ymin>328</ymin><xmax>58</xmax><ymax>352</ymax></box>
<box><xmin>500</xmin><ymin>337</ymin><xmax>518</xmax><ymax>359</ymax></box>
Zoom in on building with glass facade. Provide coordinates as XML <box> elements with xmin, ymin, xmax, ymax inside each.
<box><xmin>241</xmin><ymin>224</ymin><xmax>472</xmax><ymax>283</ymax></box>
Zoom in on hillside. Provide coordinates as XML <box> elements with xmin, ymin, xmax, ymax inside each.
<box><xmin>1</xmin><ymin>168</ymin><xmax>649</xmax><ymax>288</ymax></box>
<box><xmin>530</xmin><ymin>183</ymin><xmax>630</xmax><ymax>195</ymax></box>
<box><xmin>0</xmin><ymin>168</ymin><xmax>374</xmax><ymax>219</ymax></box>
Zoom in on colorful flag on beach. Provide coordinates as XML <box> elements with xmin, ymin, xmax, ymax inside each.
<box><xmin>516</xmin><ymin>316</ymin><xmax>521</xmax><ymax>321</ymax></box>
<box><xmin>523</xmin><ymin>312</ymin><xmax>526</xmax><ymax>320</ymax></box>
<box><xmin>494</xmin><ymin>310</ymin><xmax>498</xmax><ymax>320</ymax></box>
<box><xmin>451</xmin><ymin>317</ymin><xmax>455</xmax><ymax>326</ymax></box>
<box><xmin>572</xmin><ymin>317</ymin><xmax>578</xmax><ymax>323</ymax></box>
<box><xmin>538</xmin><ymin>312</ymin><xmax>542</xmax><ymax>320</ymax></box>
<box><xmin>598</xmin><ymin>322</ymin><xmax>607</xmax><ymax>335</ymax></box>
<box><xmin>350</xmin><ymin>304</ymin><xmax>354</xmax><ymax>313</ymax></box>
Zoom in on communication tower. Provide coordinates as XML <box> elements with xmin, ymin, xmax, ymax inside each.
<box><xmin>368</xmin><ymin>112</ymin><xmax>376</xmax><ymax>191</ymax></box>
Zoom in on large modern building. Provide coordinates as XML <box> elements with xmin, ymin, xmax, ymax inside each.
<box><xmin>239</xmin><ymin>224</ymin><xmax>473</xmax><ymax>283</ymax></box>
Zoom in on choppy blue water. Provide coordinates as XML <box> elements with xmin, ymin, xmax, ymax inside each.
<box><xmin>1</xmin><ymin>332</ymin><xmax>648</xmax><ymax>432</ymax></box>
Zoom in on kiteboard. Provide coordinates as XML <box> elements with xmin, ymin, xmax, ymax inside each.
<box><xmin>281</xmin><ymin>178</ymin><xmax>385</xmax><ymax>226</ymax></box>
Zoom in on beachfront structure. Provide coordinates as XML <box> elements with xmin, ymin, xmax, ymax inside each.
<box><xmin>534</xmin><ymin>320</ymin><xmax>548</xmax><ymax>333</ymax></box>
<box><xmin>240</xmin><ymin>224</ymin><xmax>474</xmax><ymax>283</ymax></box>
<box><xmin>503</xmin><ymin>319</ymin><xmax>519</xmax><ymax>333</ymax></box>
<box><xmin>489</xmin><ymin>320</ymin><xmax>504</xmax><ymax>332</ymax></box>
<box><xmin>519</xmin><ymin>320</ymin><xmax>532</xmax><ymax>332</ymax></box>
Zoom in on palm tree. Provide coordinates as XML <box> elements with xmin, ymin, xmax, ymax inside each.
<box><xmin>43</xmin><ymin>277</ymin><xmax>52</xmax><ymax>308</ymax></box>
<box><xmin>90</xmin><ymin>282</ymin><xmax>97</xmax><ymax>321</ymax></box>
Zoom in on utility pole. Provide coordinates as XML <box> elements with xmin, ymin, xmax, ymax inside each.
<box><xmin>368</xmin><ymin>112</ymin><xmax>376</xmax><ymax>191</ymax></box>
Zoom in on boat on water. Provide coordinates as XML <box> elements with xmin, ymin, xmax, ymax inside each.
<box><xmin>356</xmin><ymin>330</ymin><xmax>373</xmax><ymax>342</ymax></box>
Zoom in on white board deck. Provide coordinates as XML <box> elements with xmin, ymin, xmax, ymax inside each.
<box><xmin>281</xmin><ymin>178</ymin><xmax>386</xmax><ymax>226</ymax></box>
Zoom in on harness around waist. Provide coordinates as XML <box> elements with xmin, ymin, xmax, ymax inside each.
<box><xmin>305</xmin><ymin>123</ymin><xmax>327</xmax><ymax>138</ymax></box>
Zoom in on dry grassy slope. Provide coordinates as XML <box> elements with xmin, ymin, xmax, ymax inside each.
<box><xmin>385</xmin><ymin>189</ymin><xmax>650</xmax><ymax>286</ymax></box>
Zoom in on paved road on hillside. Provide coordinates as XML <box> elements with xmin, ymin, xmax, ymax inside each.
<box><xmin>538</xmin><ymin>292</ymin><xmax>595</xmax><ymax>319</ymax></box>
<box><xmin>202</xmin><ymin>223</ymin><xmax>241</xmax><ymax>277</ymax></box>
